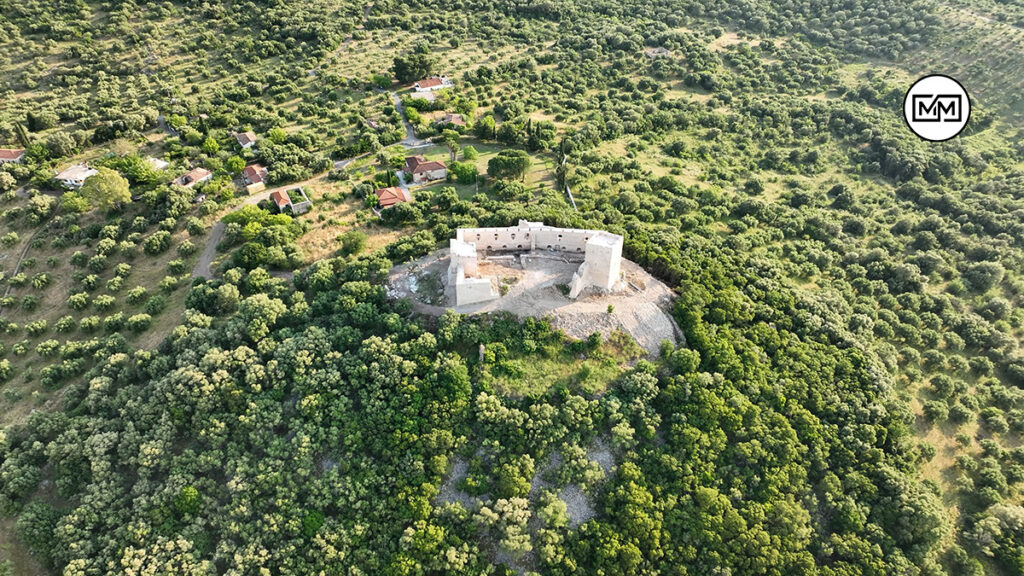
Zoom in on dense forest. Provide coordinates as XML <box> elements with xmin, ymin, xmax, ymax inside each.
<box><xmin>1</xmin><ymin>0</ymin><xmax>1023</xmax><ymax>574</ymax></box>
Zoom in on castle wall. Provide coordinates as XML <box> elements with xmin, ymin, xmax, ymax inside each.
<box><xmin>454</xmin><ymin>265</ymin><xmax>498</xmax><ymax>305</ymax></box>
<box><xmin>582</xmin><ymin>234</ymin><xmax>622</xmax><ymax>290</ymax></box>
<box><xmin>451</xmin><ymin>220</ymin><xmax>623</xmax><ymax>305</ymax></box>
<box><xmin>449</xmin><ymin>239</ymin><xmax>478</xmax><ymax>278</ymax></box>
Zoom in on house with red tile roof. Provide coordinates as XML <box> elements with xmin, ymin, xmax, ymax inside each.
<box><xmin>0</xmin><ymin>149</ymin><xmax>26</xmax><ymax>164</ymax></box>
<box><xmin>375</xmin><ymin>186</ymin><xmax>413</xmax><ymax>208</ymax></box>
<box><xmin>173</xmin><ymin>167</ymin><xmax>212</xmax><ymax>188</ymax></box>
<box><xmin>404</xmin><ymin>155</ymin><xmax>447</xmax><ymax>184</ymax></box>
<box><xmin>242</xmin><ymin>163</ymin><xmax>268</xmax><ymax>185</ymax></box>
<box><xmin>270</xmin><ymin>187</ymin><xmax>312</xmax><ymax>214</ymax></box>
<box><xmin>413</xmin><ymin>76</ymin><xmax>452</xmax><ymax>92</ymax></box>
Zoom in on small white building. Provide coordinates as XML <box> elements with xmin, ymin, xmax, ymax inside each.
<box><xmin>146</xmin><ymin>157</ymin><xmax>170</xmax><ymax>171</ymax></box>
<box><xmin>235</xmin><ymin>131</ymin><xmax>258</xmax><ymax>149</ymax></box>
<box><xmin>55</xmin><ymin>164</ymin><xmax>99</xmax><ymax>189</ymax></box>
<box><xmin>413</xmin><ymin>76</ymin><xmax>453</xmax><ymax>92</ymax></box>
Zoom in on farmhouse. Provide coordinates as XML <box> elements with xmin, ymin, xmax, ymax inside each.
<box><xmin>448</xmin><ymin>220</ymin><xmax>624</xmax><ymax>305</ymax></box>
<box><xmin>413</xmin><ymin>76</ymin><xmax>453</xmax><ymax>92</ymax></box>
<box><xmin>0</xmin><ymin>149</ymin><xmax>26</xmax><ymax>164</ymax></box>
<box><xmin>174</xmin><ymin>167</ymin><xmax>212</xmax><ymax>188</ymax></box>
<box><xmin>375</xmin><ymin>186</ymin><xmax>413</xmax><ymax>208</ymax></box>
<box><xmin>235</xmin><ymin>131</ymin><xmax>258</xmax><ymax>149</ymax></box>
<box><xmin>270</xmin><ymin>187</ymin><xmax>312</xmax><ymax>215</ymax></box>
<box><xmin>54</xmin><ymin>164</ymin><xmax>99</xmax><ymax>189</ymax></box>
<box><xmin>242</xmin><ymin>163</ymin><xmax>268</xmax><ymax>185</ymax></box>
<box><xmin>404</xmin><ymin>155</ymin><xmax>447</xmax><ymax>184</ymax></box>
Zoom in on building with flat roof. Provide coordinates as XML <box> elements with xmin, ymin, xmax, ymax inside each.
<box><xmin>55</xmin><ymin>164</ymin><xmax>98</xmax><ymax>189</ymax></box>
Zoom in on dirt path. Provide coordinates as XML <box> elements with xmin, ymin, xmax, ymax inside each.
<box><xmin>189</xmin><ymin>171</ymin><xmax>343</xmax><ymax>279</ymax></box>
<box><xmin>192</xmin><ymin>221</ymin><xmax>225</xmax><ymax>279</ymax></box>
<box><xmin>393</xmin><ymin>93</ymin><xmax>431</xmax><ymax>148</ymax></box>
<box><xmin>3</xmin><ymin>199</ymin><xmax>60</xmax><ymax>297</ymax></box>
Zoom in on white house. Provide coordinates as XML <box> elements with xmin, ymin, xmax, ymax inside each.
<box><xmin>413</xmin><ymin>76</ymin><xmax>453</xmax><ymax>92</ymax></box>
<box><xmin>235</xmin><ymin>131</ymin><xmax>258</xmax><ymax>149</ymax></box>
<box><xmin>55</xmin><ymin>164</ymin><xmax>99</xmax><ymax>189</ymax></box>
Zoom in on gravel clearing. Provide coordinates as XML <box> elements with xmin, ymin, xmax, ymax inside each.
<box><xmin>559</xmin><ymin>484</ymin><xmax>597</xmax><ymax>528</ymax></box>
<box><xmin>436</xmin><ymin>457</ymin><xmax>483</xmax><ymax>510</ymax></box>
<box><xmin>389</xmin><ymin>249</ymin><xmax>683</xmax><ymax>355</ymax></box>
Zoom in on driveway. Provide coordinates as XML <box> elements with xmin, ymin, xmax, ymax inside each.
<box><xmin>393</xmin><ymin>93</ymin><xmax>430</xmax><ymax>148</ymax></box>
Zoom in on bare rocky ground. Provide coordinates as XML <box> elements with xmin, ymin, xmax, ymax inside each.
<box><xmin>388</xmin><ymin>249</ymin><xmax>683</xmax><ymax>354</ymax></box>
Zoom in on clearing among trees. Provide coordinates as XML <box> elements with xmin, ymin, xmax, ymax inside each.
<box><xmin>388</xmin><ymin>243</ymin><xmax>682</xmax><ymax>355</ymax></box>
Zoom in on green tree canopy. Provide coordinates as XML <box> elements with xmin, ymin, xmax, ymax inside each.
<box><xmin>80</xmin><ymin>167</ymin><xmax>130</xmax><ymax>211</ymax></box>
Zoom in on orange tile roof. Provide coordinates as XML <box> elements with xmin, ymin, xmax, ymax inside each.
<box><xmin>415</xmin><ymin>77</ymin><xmax>446</xmax><ymax>89</ymax></box>
<box><xmin>271</xmin><ymin>189</ymin><xmax>291</xmax><ymax>209</ymax></box>
<box><xmin>405</xmin><ymin>155</ymin><xmax>446</xmax><ymax>174</ymax></box>
<box><xmin>375</xmin><ymin>186</ymin><xmax>412</xmax><ymax>208</ymax></box>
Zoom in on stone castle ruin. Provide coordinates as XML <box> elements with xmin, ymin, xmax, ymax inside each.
<box><xmin>448</xmin><ymin>220</ymin><xmax>624</xmax><ymax>305</ymax></box>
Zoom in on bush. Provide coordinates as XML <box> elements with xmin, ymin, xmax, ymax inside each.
<box><xmin>126</xmin><ymin>286</ymin><xmax>149</xmax><ymax>305</ymax></box>
<box><xmin>93</xmin><ymin>295</ymin><xmax>116</xmax><ymax>310</ymax></box>
<box><xmin>143</xmin><ymin>231</ymin><xmax>172</xmax><ymax>255</ymax></box>
<box><xmin>79</xmin><ymin>316</ymin><xmax>101</xmax><ymax>332</ymax></box>
<box><xmin>178</xmin><ymin>240</ymin><xmax>197</xmax><ymax>256</ymax></box>
<box><xmin>126</xmin><ymin>314</ymin><xmax>152</xmax><ymax>332</ymax></box>
<box><xmin>21</xmin><ymin>295</ymin><xmax>39</xmax><ymax>311</ymax></box>
<box><xmin>103</xmin><ymin>312</ymin><xmax>126</xmax><ymax>332</ymax></box>
<box><xmin>145</xmin><ymin>294</ymin><xmax>167</xmax><ymax>315</ymax></box>
<box><xmin>340</xmin><ymin>230</ymin><xmax>367</xmax><ymax>255</ymax></box>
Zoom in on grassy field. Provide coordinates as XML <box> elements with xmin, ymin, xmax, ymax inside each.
<box><xmin>485</xmin><ymin>329</ymin><xmax>646</xmax><ymax>397</ymax></box>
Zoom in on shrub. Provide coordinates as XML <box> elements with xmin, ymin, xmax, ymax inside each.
<box><xmin>79</xmin><ymin>316</ymin><xmax>101</xmax><ymax>332</ymax></box>
<box><xmin>103</xmin><ymin>313</ymin><xmax>125</xmax><ymax>332</ymax></box>
<box><xmin>178</xmin><ymin>240</ymin><xmax>197</xmax><ymax>256</ymax></box>
<box><xmin>93</xmin><ymin>295</ymin><xmax>116</xmax><ymax>310</ymax></box>
<box><xmin>126</xmin><ymin>314</ymin><xmax>152</xmax><ymax>332</ymax></box>
<box><xmin>55</xmin><ymin>316</ymin><xmax>76</xmax><ymax>332</ymax></box>
<box><xmin>143</xmin><ymin>231</ymin><xmax>172</xmax><ymax>255</ymax></box>
<box><xmin>25</xmin><ymin>320</ymin><xmax>47</xmax><ymax>336</ymax></box>
<box><xmin>126</xmin><ymin>286</ymin><xmax>148</xmax><ymax>305</ymax></box>
<box><xmin>340</xmin><ymin>230</ymin><xmax>367</xmax><ymax>255</ymax></box>
<box><xmin>21</xmin><ymin>295</ymin><xmax>39</xmax><ymax>311</ymax></box>
<box><xmin>145</xmin><ymin>295</ymin><xmax>167</xmax><ymax>315</ymax></box>
<box><xmin>86</xmin><ymin>255</ymin><xmax>107</xmax><ymax>272</ymax></box>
